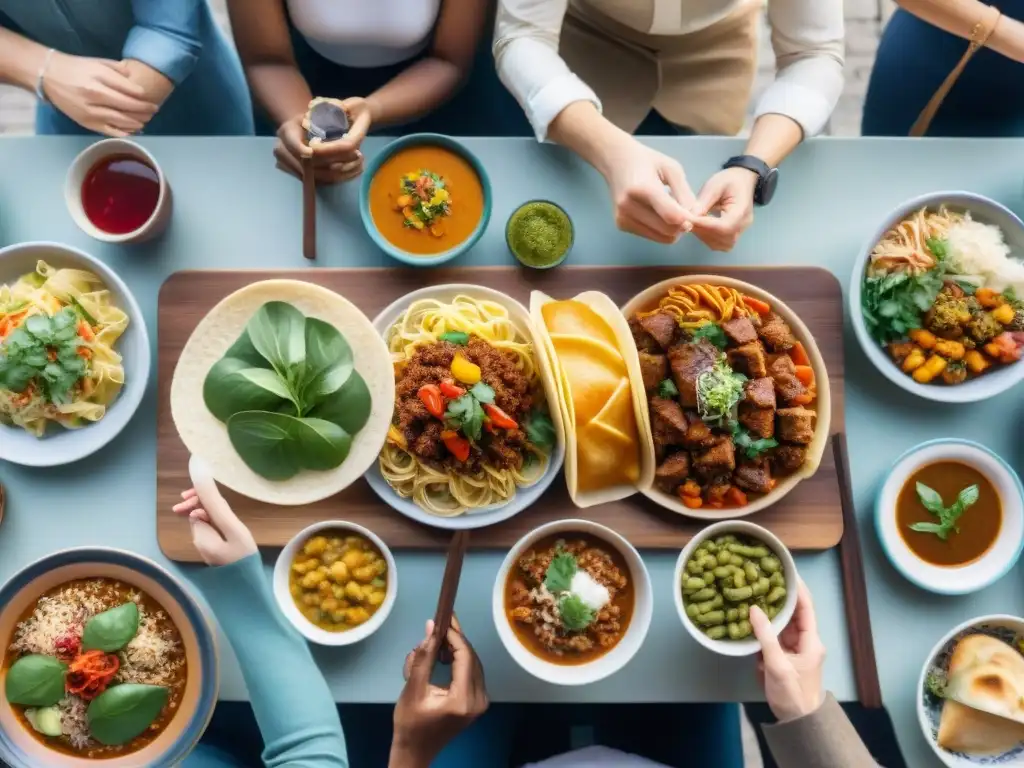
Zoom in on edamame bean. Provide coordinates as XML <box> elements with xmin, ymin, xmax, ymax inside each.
<box><xmin>752</xmin><ymin>577</ymin><xmax>770</xmax><ymax>597</ymax></box>
<box><xmin>712</xmin><ymin>566</ymin><xmax>734</xmax><ymax>579</ymax></box>
<box><xmin>766</xmin><ymin>586</ymin><xmax>787</xmax><ymax>605</ymax></box>
<box><xmin>684</xmin><ymin>576</ymin><xmax>706</xmax><ymax>591</ymax></box>
<box><xmin>727</xmin><ymin>543</ymin><xmax>770</xmax><ymax>559</ymax></box>
<box><xmin>727</xmin><ymin>622</ymin><xmax>743</xmax><ymax>640</ymax></box>
<box><xmin>687</xmin><ymin>559</ymin><xmax>703</xmax><ymax>576</ymax></box>
<box><xmin>766</xmin><ymin>604</ymin><xmax>780</xmax><ymax>620</ymax></box>
<box><xmin>690</xmin><ymin>587</ymin><xmax>717</xmax><ymax>603</ymax></box>
<box><xmin>726</xmin><ymin>608</ymin><xmax>739</xmax><ymax>622</ymax></box>
<box><xmin>686</xmin><ymin>604</ymin><xmax>700</xmax><ymax>619</ymax></box>
<box><xmin>704</xmin><ymin>541</ymin><xmax>719</xmax><ymax>554</ymax></box>
<box><xmin>732</xmin><ymin>570</ymin><xmax>746</xmax><ymax>589</ymax></box>
<box><xmin>700</xmin><ymin>553</ymin><xmax>718</xmax><ymax>569</ymax></box>
<box><xmin>738</xmin><ymin>603</ymin><xmax>750</xmax><ymax>621</ymax></box>
<box><xmin>743</xmin><ymin>561</ymin><xmax>760</xmax><ymax>584</ymax></box>
<box><xmin>697</xmin><ymin>610</ymin><xmax>725</xmax><ymax>626</ymax></box>
<box><xmin>760</xmin><ymin>556</ymin><xmax>780</xmax><ymax>574</ymax></box>
<box><xmin>734</xmin><ymin>620</ymin><xmax>752</xmax><ymax>639</ymax></box>
<box><xmin>706</xmin><ymin>625</ymin><xmax>728</xmax><ymax>640</ymax></box>
<box><xmin>729</xmin><ymin>553</ymin><xmax>745</xmax><ymax>567</ymax></box>
<box><xmin>723</xmin><ymin>585</ymin><xmax>754</xmax><ymax>602</ymax></box>
<box><xmin>697</xmin><ymin>595</ymin><xmax>723</xmax><ymax>614</ymax></box>
<box><xmin>703</xmin><ymin>571</ymin><xmax>716</xmax><ymax>586</ymax></box>
<box><xmin>769</xmin><ymin>571</ymin><xmax>785</xmax><ymax>588</ymax></box>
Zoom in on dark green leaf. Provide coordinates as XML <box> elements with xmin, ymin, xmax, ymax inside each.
<box><xmin>691</xmin><ymin>323</ymin><xmax>728</xmax><ymax>349</ymax></box>
<box><xmin>909</xmin><ymin>521</ymin><xmax>949</xmax><ymax>540</ymax></box>
<box><xmin>925</xmin><ymin>670</ymin><xmax>948</xmax><ymax>699</ymax></box>
<box><xmin>657</xmin><ymin>379</ymin><xmax>679</xmax><ymax>398</ymax></box>
<box><xmin>82</xmin><ymin>602</ymin><xmax>140</xmax><ymax>652</ymax></box>
<box><xmin>445</xmin><ymin>394</ymin><xmax>486</xmax><ymax>441</ymax></box>
<box><xmin>290</xmin><ymin>417</ymin><xmax>352</xmax><ymax>471</ymax></box>
<box><xmin>223</xmin><ymin>331</ymin><xmax>271</xmax><ymax>369</ymax></box>
<box><xmin>245</xmin><ymin>302</ymin><xmax>306</xmax><ymax>377</ymax></box>
<box><xmin>306</xmin><ymin>371</ymin><xmax>372</xmax><ymax>434</ymax></box>
<box><xmin>4</xmin><ymin>655</ymin><xmax>66</xmax><ymax>707</ymax></box>
<box><xmin>469</xmin><ymin>382</ymin><xmax>494</xmax><ymax>404</ymax></box>
<box><xmin>87</xmin><ymin>684</ymin><xmax>169</xmax><ymax>746</ymax></box>
<box><xmin>439</xmin><ymin>331</ymin><xmax>469</xmax><ymax>346</ymax></box>
<box><xmin>226</xmin><ymin>411</ymin><xmax>303</xmax><ymax>480</ymax></box>
<box><xmin>203</xmin><ymin>357</ymin><xmax>288</xmax><ymax>422</ymax></box>
<box><xmin>558</xmin><ymin>594</ymin><xmax>595</xmax><ymax>632</ymax></box>
<box><xmin>544</xmin><ymin>551</ymin><xmax>577</xmax><ymax>594</ymax></box>
<box><xmin>915</xmin><ymin>482</ymin><xmax>946</xmax><ymax>517</ymax></box>
<box><xmin>524</xmin><ymin>409</ymin><xmax>556</xmax><ymax>451</ymax></box>
<box><xmin>299</xmin><ymin>318</ymin><xmax>353</xmax><ymax>406</ymax></box>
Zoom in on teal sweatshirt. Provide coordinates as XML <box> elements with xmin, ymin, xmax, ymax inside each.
<box><xmin>185</xmin><ymin>554</ymin><xmax>349</xmax><ymax>768</ymax></box>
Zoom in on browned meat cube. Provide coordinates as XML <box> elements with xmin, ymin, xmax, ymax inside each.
<box><xmin>683</xmin><ymin>412</ymin><xmax>717</xmax><ymax>449</ymax></box>
<box><xmin>638</xmin><ymin>351</ymin><xmax>668</xmax><ymax>393</ymax></box>
<box><xmin>669</xmin><ymin>339</ymin><xmax>719</xmax><ymax>407</ymax></box>
<box><xmin>706</xmin><ymin>478</ymin><xmax>732</xmax><ymax>505</ymax></box>
<box><xmin>758</xmin><ymin>312</ymin><xmax>797</xmax><ymax>351</ymax></box>
<box><xmin>772</xmin><ymin>444</ymin><xmax>807</xmax><ymax>474</ymax></box>
<box><xmin>739</xmin><ymin>403</ymin><xmax>774</xmax><ymax>439</ymax></box>
<box><xmin>650</xmin><ymin>397</ymin><xmax>688</xmax><ymax>452</ymax></box>
<box><xmin>744</xmin><ymin>377</ymin><xmax>776</xmax><ymax>409</ymax></box>
<box><xmin>728</xmin><ymin>342</ymin><xmax>767</xmax><ymax>378</ymax></box>
<box><xmin>693</xmin><ymin>438</ymin><xmax>736</xmax><ymax>478</ymax></box>
<box><xmin>768</xmin><ymin>355</ymin><xmax>807</xmax><ymax>405</ymax></box>
<box><xmin>722</xmin><ymin>316</ymin><xmax>758</xmax><ymax>346</ymax></box>
<box><xmin>629</xmin><ymin>315</ymin><xmax>660</xmax><ymax>353</ymax></box>
<box><xmin>776</xmin><ymin>407</ymin><xmax>816</xmax><ymax>444</ymax></box>
<box><xmin>734</xmin><ymin>460</ymin><xmax>773</xmax><ymax>494</ymax></box>
<box><xmin>639</xmin><ymin>311</ymin><xmax>680</xmax><ymax>351</ymax></box>
<box><xmin>654</xmin><ymin>452</ymin><xmax>691</xmax><ymax>493</ymax></box>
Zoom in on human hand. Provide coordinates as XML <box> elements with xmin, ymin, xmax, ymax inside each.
<box><xmin>391</xmin><ymin>617</ymin><xmax>488</xmax><ymax>768</ymax></box>
<box><xmin>750</xmin><ymin>579</ymin><xmax>826</xmax><ymax>722</ymax></box>
<box><xmin>689</xmin><ymin>167</ymin><xmax>757</xmax><ymax>252</ymax></box>
<box><xmin>274</xmin><ymin>97</ymin><xmax>373</xmax><ymax>184</ymax></box>
<box><xmin>600</xmin><ymin>137</ymin><xmax>697</xmax><ymax>244</ymax></box>
<box><xmin>42</xmin><ymin>52</ymin><xmax>158</xmax><ymax>137</ymax></box>
<box><xmin>171</xmin><ymin>456</ymin><xmax>258</xmax><ymax>567</ymax></box>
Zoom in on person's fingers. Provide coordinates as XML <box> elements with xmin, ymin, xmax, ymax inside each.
<box><xmin>274</xmin><ymin>143</ymin><xmax>303</xmax><ymax>180</ymax></box>
<box><xmin>447</xmin><ymin>624</ymin><xmax>479</xmax><ymax>703</ymax></box>
<box><xmin>172</xmin><ymin>496</ymin><xmax>202</xmax><ymax>515</ymax></box>
<box><xmin>793</xmin><ymin>579</ymin><xmax>821</xmax><ymax>652</ymax></box>
<box><xmin>279</xmin><ymin>119</ymin><xmax>311</xmax><ymax>160</ymax></box>
<box><xmin>190</xmin><ymin>507</ymin><xmax>212</xmax><ymax>524</ymax></box>
<box><xmin>407</xmin><ymin>632</ymin><xmax>441</xmax><ymax>690</ymax></box>
<box><xmin>658</xmin><ymin>160</ymin><xmax>698</xmax><ymax>223</ymax></box>
<box><xmin>694</xmin><ymin>175</ymin><xmax>727</xmax><ymax>217</ymax></box>
<box><xmin>749</xmin><ymin>605</ymin><xmax>788</xmax><ymax>672</ymax></box>
<box><xmin>617</xmin><ymin>210</ymin><xmax>678</xmax><ymax>245</ymax></box>
<box><xmin>91</xmin><ymin>76</ymin><xmax>156</xmax><ymax>113</ymax></box>
<box><xmin>90</xmin><ymin>107</ymin><xmax>145</xmax><ymax>134</ymax></box>
<box><xmin>94</xmin><ymin>62</ymin><xmax>147</xmax><ymax>96</ymax></box>
<box><xmin>181</xmin><ymin>488</ymin><xmax>198</xmax><ymax>500</ymax></box>
<box><xmin>627</xmin><ymin>185</ymin><xmax>689</xmax><ymax>237</ymax></box>
<box><xmin>189</xmin><ymin>513</ymin><xmax>224</xmax><ymax>557</ymax></box>
<box><xmin>99</xmin><ymin>125</ymin><xmax>132</xmax><ymax>139</ymax></box>
<box><xmin>188</xmin><ymin>456</ymin><xmax>247</xmax><ymax>538</ymax></box>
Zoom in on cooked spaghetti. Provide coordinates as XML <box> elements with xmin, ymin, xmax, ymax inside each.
<box><xmin>0</xmin><ymin>260</ymin><xmax>128</xmax><ymax>436</ymax></box>
<box><xmin>869</xmin><ymin>206</ymin><xmax>963</xmax><ymax>274</ymax></box>
<box><xmin>379</xmin><ymin>296</ymin><xmax>554</xmax><ymax>516</ymax></box>
<box><xmin>638</xmin><ymin>284</ymin><xmax>751</xmax><ymax>329</ymax></box>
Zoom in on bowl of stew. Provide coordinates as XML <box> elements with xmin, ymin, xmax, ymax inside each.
<box><xmin>876</xmin><ymin>439</ymin><xmax>1024</xmax><ymax>595</ymax></box>
<box><xmin>493</xmin><ymin>519</ymin><xmax>653</xmax><ymax>686</ymax></box>
<box><xmin>273</xmin><ymin>521</ymin><xmax>397</xmax><ymax>646</ymax></box>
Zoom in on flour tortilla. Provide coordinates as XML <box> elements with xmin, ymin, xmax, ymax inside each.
<box><xmin>170</xmin><ymin>280</ymin><xmax>394</xmax><ymax>505</ymax></box>
<box><xmin>946</xmin><ymin>635</ymin><xmax>1024</xmax><ymax>725</ymax></box>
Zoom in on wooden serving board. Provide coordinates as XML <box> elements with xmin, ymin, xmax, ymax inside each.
<box><xmin>156</xmin><ymin>267</ymin><xmax>845</xmax><ymax>561</ymax></box>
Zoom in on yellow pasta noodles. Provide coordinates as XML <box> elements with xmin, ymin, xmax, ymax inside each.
<box><xmin>638</xmin><ymin>284</ymin><xmax>750</xmax><ymax>329</ymax></box>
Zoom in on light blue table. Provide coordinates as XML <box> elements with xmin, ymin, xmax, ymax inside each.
<box><xmin>2</xmin><ymin>136</ymin><xmax>1023</xmax><ymax>767</ymax></box>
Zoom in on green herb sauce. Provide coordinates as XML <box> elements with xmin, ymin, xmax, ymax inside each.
<box><xmin>506</xmin><ymin>202</ymin><xmax>573</xmax><ymax>268</ymax></box>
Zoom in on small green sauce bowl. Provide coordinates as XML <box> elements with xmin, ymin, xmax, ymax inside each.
<box><xmin>505</xmin><ymin>200</ymin><xmax>574</xmax><ymax>270</ymax></box>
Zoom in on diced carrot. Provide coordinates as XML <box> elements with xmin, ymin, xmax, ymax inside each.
<box><xmin>680</xmin><ymin>479</ymin><xmax>702</xmax><ymax>498</ymax></box>
<box><xmin>789</xmin><ymin>342</ymin><xmax>811</xmax><ymax>366</ymax></box>
<box><xmin>742</xmin><ymin>296</ymin><xmax>771</xmax><ymax>315</ymax></box>
<box><xmin>681</xmin><ymin>496</ymin><xmax>703</xmax><ymax>509</ymax></box>
<box><xmin>791</xmin><ymin>393</ymin><xmax>814</xmax><ymax>406</ymax></box>
<box><xmin>78</xmin><ymin>347</ymin><xmax>92</xmax><ymax>359</ymax></box>
<box><xmin>726</xmin><ymin>487</ymin><xmax>748</xmax><ymax>506</ymax></box>
<box><xmin>708</xmin><ymin>501</ymin><xmax>723</xmax><ymax>509</ymax></box>
<box><xmin>794</xmin><ymin>365</ymin><xmax>815</xmax><ymax>387</ymax></box>
<box><xmin>78</xmin><ymin>320</ymin><xmax>95</xmax><ymax>342</ymax></box>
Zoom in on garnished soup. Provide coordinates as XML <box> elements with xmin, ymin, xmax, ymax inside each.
<box><xmin>897</xmin><ymin>461</ymin><xmax>1001</xmax><ymax>566</ymax></box>
<box><xmin>82</xmin><ymin>155</ymin><xmax>160</xmax><ymax>235</ymax></box>
<box><xmin>3</xmin><ymin>578</ymin><xmax>186</xmax><ymax>759</ymax></box>
<box><xmin>368</xmin><ymin>145</ymin><xmax>484</xmax><ymax>255</ymax></box>
<box><xmin>504</xmin><ymin>534</ymin><xmax>634</xmax><ymax>665</ymax></box>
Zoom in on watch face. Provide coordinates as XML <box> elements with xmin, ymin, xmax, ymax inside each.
<box><xmin>759</xmin><ymin>168</ymin><xmax>779</xmax><ymax>206</ymax></box>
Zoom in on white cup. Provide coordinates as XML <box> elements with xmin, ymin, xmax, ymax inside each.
<box><xmin>65</xmin><ymin>138</ymin><xmax>172</xmax><ymax>243</ymax></box>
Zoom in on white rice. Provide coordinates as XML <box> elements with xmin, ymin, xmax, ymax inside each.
<box><xmin>947</xmin><ymin>217</ymin><xmax>1024</xmax><ymax>295</ymax></box>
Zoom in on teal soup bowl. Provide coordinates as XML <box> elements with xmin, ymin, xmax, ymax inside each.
<box><xmin>360</xmin><ymin>134</ymin><xmax>492</xmax><ymax>267</ymax></box>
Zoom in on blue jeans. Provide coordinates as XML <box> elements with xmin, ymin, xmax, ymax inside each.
<box><xmin>862</xmin><ymin>4</ymin><xmax>1024</xmax><ymax>137</ymax></box>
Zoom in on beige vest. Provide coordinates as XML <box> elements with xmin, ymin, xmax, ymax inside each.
<box><xmin>559</xmin><ymin>0</ymin><xmax>762</xmax><ymax>135</ymax></box>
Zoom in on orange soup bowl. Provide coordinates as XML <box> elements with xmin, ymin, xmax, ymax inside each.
<box><xmin>360</xmin><ymin>134</ymin><xmax>492</xmax><ymax>266</ymax></box>
<box><xmin>0</xmin><ymin>549</ymin><xmax>218</xmax><ymax>768</ymax></box>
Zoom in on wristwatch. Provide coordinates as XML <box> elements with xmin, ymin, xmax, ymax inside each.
<box><xmin>722</xmin><ymin>155</ymin><xmax>779</xmax><ymax>206</ymax></box>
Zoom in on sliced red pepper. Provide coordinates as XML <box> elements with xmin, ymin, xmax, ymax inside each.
<box><xmin>417</xmin><ymin>384</ymin><xmax>445</xmax><ymax>420</ymax></box>
<box><xmin>54</xmin><ymin>632</ymin><xmax>82</xmax><ymax>661</ymax></box>
<box><xmin>440</xmin><ymin>430</ymin><xmax>471</xmax><ymax>462</ymax></box>
<box><xmin>66</xmin><ymin>650</ymin><xmax>119</xmax><ymax>700</ymax></box>
<box><xmin>483</xmin><ymin>403</ymin><xmax>517</xmax><ymax>430</ymax></box>
<box><xmin>439</xmin><ymin>379</ymin><xmax>466</xmax><ymax>399</ymax></box>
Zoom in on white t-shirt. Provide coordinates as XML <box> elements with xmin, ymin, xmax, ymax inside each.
<box><xmin>524</xmin><ymin>746</ymin><xmax>668</xmax><ymax>767</ymax></box>
<box><xmin>287</xmin><ymin>0</ymin><xmax>442</xmax><ymax>68</ymax></box>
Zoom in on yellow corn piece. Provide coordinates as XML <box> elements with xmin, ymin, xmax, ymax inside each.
<box><xmin>912</xmin><ymin>355</ymin><xmax>947</xmax><ymax>384</ymax></box>
<box><xmin>908</xmin><ymin>329</ymin><xmax>937</xmax><ymax>350</ymax></box>
<box><xmin>387</xmin><ymin>425</ymin><xmax>407</xmax><ymax>449</ymax></box>
<box><xmin>933</xmin><ymin>339</ymin><xmax>965</xmax><ymax>360</ymax></box>
<box><xmin>451</xmin><ymin>353</ymin><xmax>481</xmax><ymax>384</ymax></box>
<box><xmin>901</xmin><ymin>348</ymin><xmax>926</xmax><ymax>373</ymax></box>
<box><xmin>993</xmin><ymin>304</ymin><xmax>1015</xmax><ymax>324</ymax></box>
<box><xmin>964</xmin><ymin>349</ymin><xmax>991</xmax><ymax>375</ymax></box>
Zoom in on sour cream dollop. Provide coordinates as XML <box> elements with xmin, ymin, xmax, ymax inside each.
<box><xmin>570</xmin><ymin>570</ymin><xmax>610</xmax><ymax>612</ymax></box>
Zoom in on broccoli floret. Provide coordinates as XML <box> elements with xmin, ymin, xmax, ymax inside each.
<box><xmin>927</xmin><ymin>293</ymin><xmax>971</xmax><ymax>337</ymax></box>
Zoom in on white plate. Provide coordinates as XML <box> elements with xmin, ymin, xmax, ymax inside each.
<box><xmin>0</xmin><ymin>242</ymin><xmax>149</xmax><ymax>467</ymax></box>
<box><xmin>875</xmin><ymin>439</ymin><xmax>1024</xmax><ymax>595</ymax></box>
<box><xmin>365</xmin><ymin>284</ymin><xmax>565</xmax><ymax>530</ymax></box>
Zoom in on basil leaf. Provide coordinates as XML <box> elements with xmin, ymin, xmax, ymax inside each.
<box><xmin>915</xmin><ymin>483</ymin><xmax>946</xmax><ymax>517</ymax></box>
<box><xmin>82</xmin><ymin>602</ymin><xmax>140</xmax><ymax>652</ymax></box>
<box><xmin>524</xmin><ymin>410</ymin><xmax>556</xmax><ymax>451</ymax></box>
<box><xmin>299</xmin><ymin>318</ymin><xmax>353</xmax><ymax>405</ymax></box>
<box><xmin>4</xmin><ymin>655</ymin><xmax>67</xmax><ymax>707</ymax></box>
<box><xmin>439</xmin><ymin>331</ymin><xmax>469</xmax><ymax>345</ymax></box>
<box><xmin>306</xmin><ymin>371</ymin><xmax>372</xmax><ymax>434</ymax></box>
<box><xmin>203</xmin><ymin>358</ymin><xmax>289</xmax><ymax>422</ymax></box>
<box><xmin>87</xmin><ymin>684</ymin><xmax>169</xmax><ymax>746</ymax></box>
<box><xmin>957</xmin><ymin>484</ymin><xmax>980</xmax><ymax>510</ymax></box>
<box><xmin>245</xmin><ymin>301</ymin><xmax>306</xmax><ymax>377</ymax></box>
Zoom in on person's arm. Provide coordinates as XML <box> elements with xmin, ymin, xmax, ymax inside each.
<box><xmin>0</xmin><ymin>25</ymin><xmax>48</xmax><ymax>90</ymax></box>
<box><xmin>123</xmin><ymin>0</ymin><xmax>204</xmax><ymax>108</ymax></box>
<box><xmin>897</xmin><ymin>0</ymin><xmax>1024</xmax><ymax>61</ymax></box>
<box><xmin>762</xmin><ymin>694</ymin><xmax>877</xmax><ymax>768</ymax></box>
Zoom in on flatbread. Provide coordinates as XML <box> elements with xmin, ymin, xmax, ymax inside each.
<box><xmin>938</xmin><ymin>700</ymin><xmax>1024</xmax><ymax>755</ymax></box>
<box><xmin>170</xmin><ymin>280</ymin><xmax>394</xmax><ymax>505</ymax></box>
<box><xmin>946</xmin><ymin>635</ymin><xmax>1024</xmax><ymax>725</ymax></box>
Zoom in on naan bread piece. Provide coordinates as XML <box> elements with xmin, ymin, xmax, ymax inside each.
<box><xmin>947</xmin><ymin>635</ymin><xmax>1024</xmax><ymax>725</ymax></box>
<box><xmin>938</xmin><ymin>700</ymin><xmax>1024</xmax><ymax>755</ymax></box>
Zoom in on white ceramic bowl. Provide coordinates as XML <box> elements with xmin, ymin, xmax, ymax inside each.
<box><xmin>849</xmin><ymin>191</ymin><xmax>1024</xmax><ymax>404</ymax></box>
<box><xmin>876</xmin><ymin>439</ymin><xmax>1024</xmax><ymax>595</ymax></box>
<box><xmin>620</xmin><ymin>274</ymin><xmax>831</xmax><ymax>520</ymax></box>
<box><xmin>65</xmin><ymin>138</ymin><xmax>172</xmax><ymax>243</ymax></box>
<box><xmin>917</xmin><ymin>614</ymin><xmax>1024</xmax><ymax>767</ymax></box>
<box><xmin>0</xmin><ymin>242</ymin><xmax>150</xmax><ymax>466</ymax></box>
<box><xmin>673</xmin><ymin>520</ymin><xmax>799</xmax><ymax>657</ymax></box>
<box><xmin>493</xmin><ymin>519</ymin><xmax>653</xmax><ymax>686</ymax></box>
<box><xmin>273</xmin><ymin>521</ymin><xmax>398</xmax><ymax>647</ymax></box>
<box><xmin>365</xmin><ymin>283</ymin><xmax>566</xmax><ymax>530</ymax></box>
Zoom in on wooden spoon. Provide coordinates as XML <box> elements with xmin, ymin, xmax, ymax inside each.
<box><xmin>433</xmin><ymin>530</ymin><xmax>469</xmax><ymax>664</ymax></box>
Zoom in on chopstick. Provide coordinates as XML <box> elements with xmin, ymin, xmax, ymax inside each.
<box><xmin>433</xmin><ymin>530</ymin><xmax>469</xmax><ymax>664</ymax></box>
<box><xmin>302</xmin><ymin>157</ymin><xmax>316</xmax><ymax>260</ymax></box>
<box><xmin>832</xmin><ymin>433</ymin><xmax>884</xmax><ymax>709</ymax></box>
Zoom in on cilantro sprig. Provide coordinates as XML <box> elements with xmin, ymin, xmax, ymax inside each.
<box><xmin>862</xmin><ymin>239</ymin><xmax>949</xmax><ymax>345</ymax></box>
<box><xmin>0</xmin><ymin>308</ymin><xmax>88</xmax><ymax>404</ymax></box>
<box><xmin>558</xmin><ymin>594</ymin><xmax>595</xmax><ymax>632</ymax></box>
<box><xmin>524</xmin><ymin>409</ymin><xmax>555</xmax><ymax>451</ymax></box>
<box><xmin>444</xmin><ymin>381</ymin><xmax>495</xmax><ymax>441</ymax></box>
<box><xmin>542</xmin><ymin>549</ymin><xmax>597</xmax><ymax>632</ymax></box>
<box><xmin>692</xmin><ymin>323</ymin><xmax>728</xmax><ymax>350</ymax></box>
<box><xmin>729</xmin><ymin>421</ymin><xmax>778</xmax><ymax>459</ymax></box>
<box><xmin>657</xmin><ymin>378</ymin><xmax>679</xmax><ymax>398</ymax></box>
<box><xmin>544</xmin><ymin>551</ymin><xmax>576</xmax><ymax>593</ymax></box>
<box><xmin>909</xmin><ymin>482</ymin><xmax>980</xmax><ymax>541</ymax></box>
